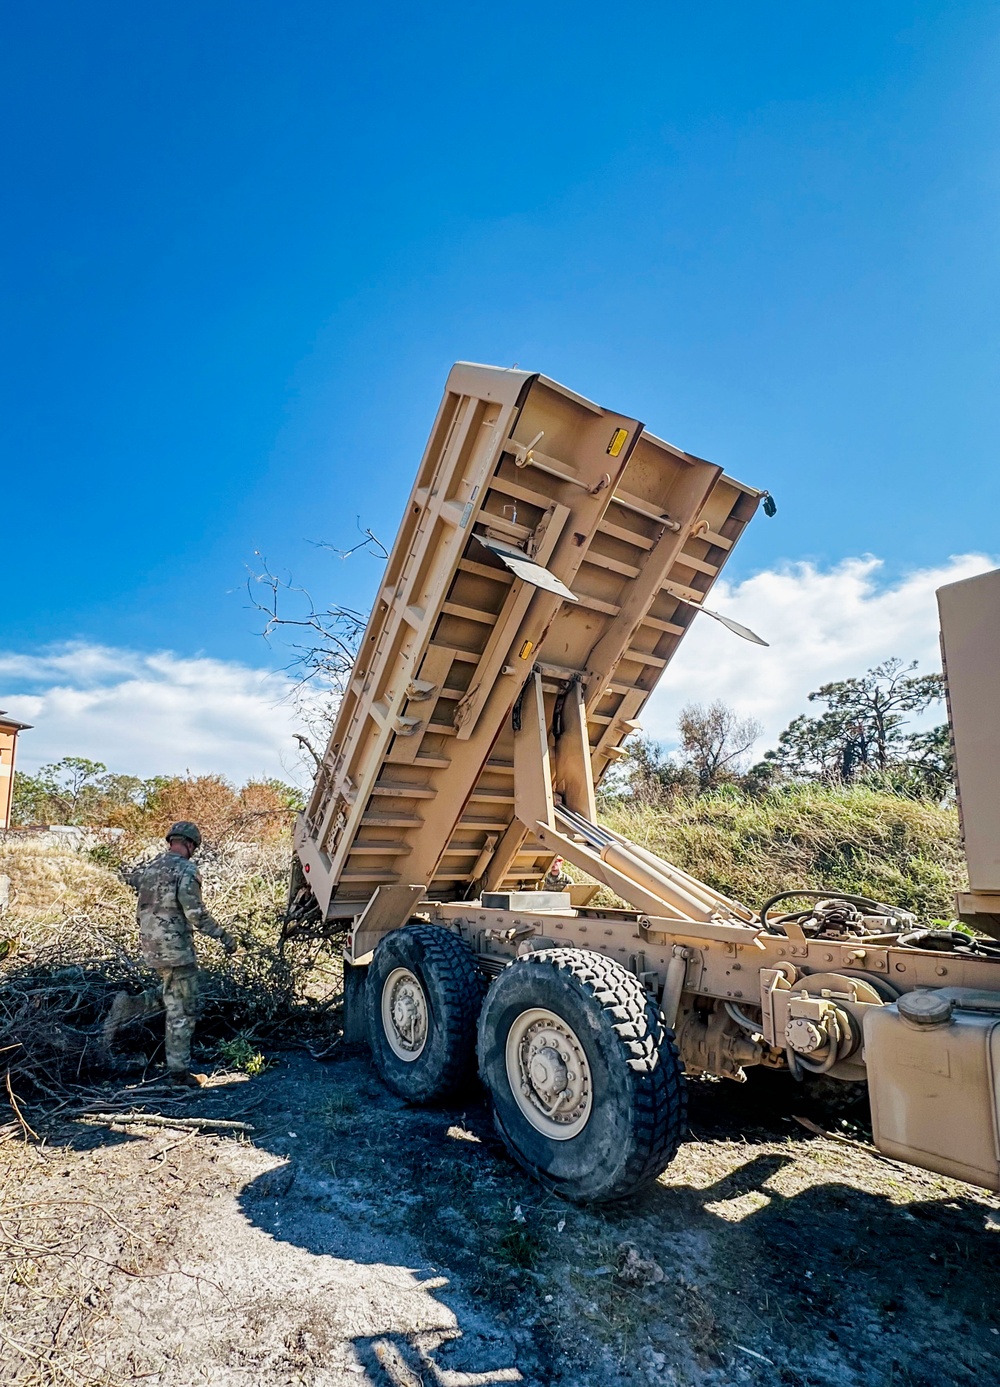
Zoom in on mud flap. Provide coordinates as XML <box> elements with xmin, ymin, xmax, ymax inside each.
<box><xmin>342</xmin><ymin>957</ymin><xmax>369</xmax><ymax>1045</ymax></box>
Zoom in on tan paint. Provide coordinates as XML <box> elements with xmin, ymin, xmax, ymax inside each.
<box><xmin>295</xmin><ymin>365</ymin><xmax>1000</xmax><ymax>1198</ymax></box>
<box><xmin>0</xmin><ymin>712</ymin><xmax>31</xmax><ymax>831</ymax></box>
<box><xmin>297</xmin><ymin>362</ymin><xmax>761</xmax><ymax>919</ymax></box>
<box><xmin>938</xmin><ymin>566</ymin><xmax>1000</xmax><ymax>925</ymax></box>
<box><xmin>866</xmin><ymin>994</ymin><xmax>1000</xmax><ymax>1190</ymax></box>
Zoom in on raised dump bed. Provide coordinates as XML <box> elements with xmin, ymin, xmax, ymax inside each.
<box><xmin>292</xmin><ymin>364</ymin><xmax>1000</xmax><ymax>1206</ymax></box>
<box><xmin>294</xmin><ymin>362</ymin><xmax>761</xmax><ymax>924</ymax></box>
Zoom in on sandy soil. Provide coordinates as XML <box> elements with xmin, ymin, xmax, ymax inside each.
<box><xmin>3</xmin><ymin>1049</ymin><xmax>1000</xmax><ymax>1387</ymax></box>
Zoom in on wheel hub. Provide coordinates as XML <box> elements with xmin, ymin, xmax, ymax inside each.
<box><xmin>529</xmin><ymin>1045</ymin><xmax>569</xmax><ymax>1102</ymax></box>
<box><xmin>394</xmin><ymin>988</ymin><xmax>420</xmax><ymax>1038</ymax></box>
<box><xmin>382</xmin><ymin>968</ymin><xmax>428</xmax><ymax>1061</ymax></box>
<box><xmin>505</xmin><ymin>1008</ymin><xmax>592</xmax><ymax>1140</ymax></box>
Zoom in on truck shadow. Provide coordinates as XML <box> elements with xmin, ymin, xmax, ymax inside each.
<box><xmin>48</xmin><ymin>1059</ymin><xmax>531</xmax><ymax>1385</ymax></box>
<box><xmin>46</xmin><ymin>1048</ymin><xmax>1000</xmax><ymax>1384</ymax></box>
<box><xmin>230</xmin><ymin>1052</ymin><xmax>1000</xmax><ymax>1387</ymax></box>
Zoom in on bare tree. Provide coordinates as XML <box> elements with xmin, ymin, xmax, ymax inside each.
<box><xmin>246</xmin><ymin>525</ymin><xmax>387</xmax><ymax>767</ymax></box>
<box><xmin>677</xmin><ymin>700</ymin><xmax>762</xmax><ymax>792</ymax></box>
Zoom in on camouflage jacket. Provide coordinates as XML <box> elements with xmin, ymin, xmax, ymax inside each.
<box><xmin>541</xmin><ymin>869</ymin><xmax>572</xmax><ymax>892</ymax></box>
<box><xmin>124</xmin><ymin>852</ymin><xmax>227</xmax><ymax>968</ymax></box>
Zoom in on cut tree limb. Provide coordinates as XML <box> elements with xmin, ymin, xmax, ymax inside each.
<box><xmin>84</xmin><ymin>1112</ymin><xmax>255</xmax><ymax>1133</ymax></box>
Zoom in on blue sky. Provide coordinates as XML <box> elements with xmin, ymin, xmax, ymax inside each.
<box><xmin>3</xmin><ymin>3</ymin><xmax>999</xmax><ymax>780</ymax></box>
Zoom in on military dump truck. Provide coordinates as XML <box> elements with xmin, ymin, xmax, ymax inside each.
<box><xmin>290</xmin><ymin>362</ymin><xmax>1000</xmax><ymax>1202</ymax></box>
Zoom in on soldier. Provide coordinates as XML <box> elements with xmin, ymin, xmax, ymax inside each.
<box><xmin>540</xmin><ymin>855</ymin><xmax>572</xmax><ymax>893</ymax></box>
<box><xmin>104</xmin><ymin>821</ymin><xmax>237</xmax><ymax>1088</ymax></box>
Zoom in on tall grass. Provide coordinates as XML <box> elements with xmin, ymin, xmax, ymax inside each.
<box><xmin>602</xmin><ymin>784</ymin><xmax>965</xmax><ymax>920</ymax></box>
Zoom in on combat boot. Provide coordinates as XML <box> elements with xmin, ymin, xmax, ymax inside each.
<box><xmin>167</xmin><ymin>1070</ymin><xmax>208</xmax><ymax>1089</ymax></box>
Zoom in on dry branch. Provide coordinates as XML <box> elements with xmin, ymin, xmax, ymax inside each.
<box><xmin>83</xmin><ymin>1112</ymin><xmax>254</xmax><ymax>1133</ymax></box>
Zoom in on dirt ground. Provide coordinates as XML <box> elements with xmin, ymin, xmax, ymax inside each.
<box><xmin>3</xmin><ymin>1048</ymin><xmax>1000</xmax><ymax>1387</ymax></box>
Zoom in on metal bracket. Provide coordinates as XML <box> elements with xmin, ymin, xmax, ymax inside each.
<box><xmin>405</xmin><ymin>679</ymin><xmax>439</xmax><ymax>701</ymax></box>
<box><xmin>349</xmin><ymin>884</ymin><xmax>426</xmax><ymax>964</ymax></box>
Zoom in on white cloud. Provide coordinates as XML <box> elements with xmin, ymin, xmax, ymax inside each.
<box><xmin>641</xmin><ymin>553</ymin><xmax>996</xmax><ymax>754</ymax></box>
<box><xmin>0</xmin><ymin>645</ymin><xmax>141</xmax><ymax>684</ymax></box>
<box><xmin>2</xmin><ymin>553</ymin><xmax>994</xmax><ymax>787</ymax></box>
<box><xmin>1</xmin><ymin>644</ymin><xmax>310</xmax><ymax>786</ymax></box>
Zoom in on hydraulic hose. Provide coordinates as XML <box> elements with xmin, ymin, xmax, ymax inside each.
<box><xmin>789</xmin><ymin>1011</ymin><xmax>843</xmax><ymax>1075</ymax></box>
<box><xmin>759</xmin><ymin>889</ymin><xmax>912</xmax><ymax>931</ymax></box>
<box><xmin>724</xmin><ymin>1001</ymin><xmax>765</xmax><ymax>1037</ymax></box>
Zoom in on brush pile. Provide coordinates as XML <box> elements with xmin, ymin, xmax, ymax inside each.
<box><xmin>0</xmin><ymin>835</ymin><xmax>342</xmax><ymax>1135</ymax></box>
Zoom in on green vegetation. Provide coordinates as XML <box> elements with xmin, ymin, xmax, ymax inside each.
<box><xmin>621</xmin><ymin>660</ymin><xmax>953</xmax><ymax>802</ymax></box>
<box><xmin>597</xmin><ymin>656</ymin><xmax>963</xmax><ymax>918</ymax></box>
<box><xmin>493</xmin><ymin>1225</ymin><xmax>542</xmax><ymax>1269</ymax></box>
<box><xmin>603</xmin><ymin>782</ymin><xmax>963</xmax><ymax>919</ymax></box>
<box><xmin>217</xmin><ymin>1033</ymin><xmax>269</xmax><ymax>1076</ymax></box>
<box><xmin>759</xmin><ymin>658</ymin><xmax>950</xmax><ymax>796</ymax></box>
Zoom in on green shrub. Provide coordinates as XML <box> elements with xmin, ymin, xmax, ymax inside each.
<box><xmin>217</xmin><ymin>1033</ymin><xmax>268</xmax><ymax>1075</ymax></box>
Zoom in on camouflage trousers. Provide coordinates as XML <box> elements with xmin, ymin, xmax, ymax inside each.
<box><xmin>105</xmin><ymin>964</ymin><xmax>200</xmax><ymax>1072</ymax></box>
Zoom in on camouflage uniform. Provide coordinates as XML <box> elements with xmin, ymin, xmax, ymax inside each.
<box><xmin>541</xmin><ymin>866</ymin><xmax>572</xmax><ymax>892</ymax></box>
<box><xmin>112</xmin><ymin>852</ymin><xmax>232</xmax><ymax>1073</ymax></box>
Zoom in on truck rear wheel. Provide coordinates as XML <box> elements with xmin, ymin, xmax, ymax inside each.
<box><xmin>477</xmin><ymin>948</ymin><xmax>686</xmax><ymax>1202</ymax></box>
<box><xmin>365</xmin><ymin>924</ymin><xmax>485</xmax><ymax>1103</ymax></box>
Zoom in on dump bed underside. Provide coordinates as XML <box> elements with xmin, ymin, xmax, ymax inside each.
<box><xmin>294</xmin><ymin>364</ymin><xmax>760</xmax><ymax>918</ymax></box>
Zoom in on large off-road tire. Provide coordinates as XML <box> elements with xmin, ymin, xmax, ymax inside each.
<box><xmin>477</xmin><ymin>948</ymin><xmax>687</xmax><ymax>1203</ymax></box>
<box><xmin>365</xmin><ymin>924</ymin><xmax>485</xmax><ymax>1104</ymax></box>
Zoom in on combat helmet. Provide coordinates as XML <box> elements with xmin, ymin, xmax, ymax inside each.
<box><xmin>166</xmin><ymin>821</ymin><xmax>202</xmax><ymax>850</ymax></box>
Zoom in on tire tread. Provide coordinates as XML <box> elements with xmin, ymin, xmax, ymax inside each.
<box><xmin>479</xmin><ymin>947</ymin><xmax>687</xmax><ymax>1200</ymax></box>
<box><xmin>368</xmin><ymin>923</ymin><xmax>485</xmax><ymax>1101</ymax></box>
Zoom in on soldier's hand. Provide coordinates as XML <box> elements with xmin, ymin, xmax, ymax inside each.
<box><xmin>222</xmin><ymin>932</ymin><xmax>239</xmax><ymax>957</ymax></box>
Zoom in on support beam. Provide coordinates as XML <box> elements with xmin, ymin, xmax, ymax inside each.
<box><xmin>479</xmin><ymin>817</ymin><xmax>531</xmax><ymax>892</ymax></box>
<box><xmin>555</xmin><ymin>681</ymin><xmax>597</xmax><ymax>822</ymax></box>
<box><xmin>530</xmin><ymin>820</ymin><xmax>677</xmax><ymax>919</ymax></box>
<box><xmin>513</xmin><ymin>673</ymin><xmax>555</xmax><ymax>832</ymax></box>
<box><xmin>584</xmin><ymin>464</ymin><xmax>722</xmax><ymax>720</ymax></box>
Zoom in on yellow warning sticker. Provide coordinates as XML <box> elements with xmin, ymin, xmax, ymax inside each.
<box><xmin>607</xmin><ymin>428</ymin><xmax>628</xmax><ymax>457</ymax></box>
<box><xmin>518</xmin><ymin>641</ymin><xmax>534</xmax><ymax>660</ymax></box>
